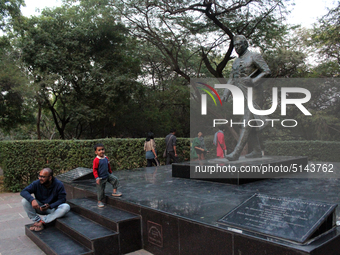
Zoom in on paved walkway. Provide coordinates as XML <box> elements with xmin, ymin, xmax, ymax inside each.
<box><xmin>0</xmin><ymin>192</ymin><xmax>151</xmax><ymax>255</ymax></box>
<box><xmin>0</xmin><ymin>192</ymin><xmax>43</xmax><ymax>255</ymax></box>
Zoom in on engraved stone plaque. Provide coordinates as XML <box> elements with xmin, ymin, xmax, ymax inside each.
<box><xmin>218</xmin><ymin>194</ymin><xmax>337</xmax><ymax>244</ymax></box>
<box><xmin>147</xmin><ymin>221</ymin><xmax>163</xmax><ymax>247</ymax></box>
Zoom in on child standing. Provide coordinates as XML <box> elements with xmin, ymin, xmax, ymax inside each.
<box><xmin>93</xmin><ymin>143</ymin><xmax>122</xmax><ymax>208</ymax></box>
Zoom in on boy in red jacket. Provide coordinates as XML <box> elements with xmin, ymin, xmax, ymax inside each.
<box><xmin>93</xmin><ymin>143</ymin><xmax>122</xmax><ymax>208</ymax></box>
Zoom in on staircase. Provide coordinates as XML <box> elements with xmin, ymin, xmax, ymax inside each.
<box><xmin>25</xmin><ymin>198</ymin><xmax>142</xmax><ymax>255</ymax></box>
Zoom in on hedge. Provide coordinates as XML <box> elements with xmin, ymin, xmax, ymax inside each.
<box><xmin>264</xmin><ymin>140</ymin><xmax>340</xmax><ymax>162</ymax></box>
<box><xmin>0</xmin><ymin>138</ymin><xmax>190</xmax><ymax>192</ymax></box>
<box><xmin>1</xmin><ymin>139</ymin><xmax>338</xmax><ymax>192</ymax></box>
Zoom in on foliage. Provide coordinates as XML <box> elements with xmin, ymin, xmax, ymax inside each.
<box><xmin>18</xmin><ymin>4</ymin><xmax>141</xmax><ymax>139</ymax></box>
<box><xmin>2</xmin><ymin>137</ymin><xmax>339</xmax><ymax>192</ymax></box>
<box><xmin>304</xmin><ymin>2</ymin><xmax>340</xmax><ymax>82</ymax></box>
<box><xmin>0</xmin><ymin>0</ymin><xmax>24</xmax><ymax>31</ymax></box>
<box><xmin>106</xmin><ymin>0</ymin><xmax>293</xmax><ymax>145</ymax></box>
<box><xmin>251</xmin><ymin>19</ymin><xmax>340</xmax><ymax>142</ymax></box>
<box><xmin>0</xmin><ymin>0</ymin><xmax>339</xmax><ymax>144</ymax></box>
<box><xmin>107</xmin><ymin>0</ymin><xmax>290</xmax><ymax>80</ymax></box>
<box><xmin>262</xmin><ymin>29</ymin><xmax>309</xmax><ymax>78</ymax></box>
<box><xmin>265</xmin><ymin>140</ymin><xmax>340</xmax><ymax>162</ymax></box>
<box><xmin>0</xmin><ymin>138</ymin><xmax>190</xmax><ymax>192</ymax></box>
<box><xmin>0</xmin><ymin>44</ymin><xmax>35</xmax><ymax>133</ymax></box>
<box><xmin>259</xmin><ymin>77</ymin><xmax>340</xmax><ymax>142</ymax></box>
<box><xmin>310</xmin><ymin>2</ymin><xmax>340</xmax><ymax>67</ymax></box>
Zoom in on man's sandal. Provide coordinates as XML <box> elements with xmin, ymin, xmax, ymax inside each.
<box><xmin>33</xmin><ymin>222</ymin><xmax>44</xmax><ymax>232</ymax></box>
<box><xmin>29</xmin><ymin>222</ymin><xmax>39</xmax><ymax>231</ymax></box>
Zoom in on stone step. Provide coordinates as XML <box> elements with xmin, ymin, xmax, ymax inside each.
<box><xmin>25</xmin><ymin>224</ymin><xmax>93</xmax><ymax>255</ymax></box>
<box><xmin>68</xmin><ymin>198</ymin><xmax>142</xmax><ymax>254</ymax></box>
<box><xmin>56</xmin><ymin>211</ymin><xmax>120</xmax><ymax>255</ymax></box>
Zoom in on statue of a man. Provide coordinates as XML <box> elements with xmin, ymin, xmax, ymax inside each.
<box><xmin>222</xmin><ymin>35</ymin><xmax>271</xmax><ymax>161</ymax></box>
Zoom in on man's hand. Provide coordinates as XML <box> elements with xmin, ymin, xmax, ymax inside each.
<box><xmin>31</xmin><ymin>200</ymin><xmax>40</xmax><ymax>210</ymax></box>
<box><xmin>96</xmin><ymin>178</ymin><xmax>100</xmax><ymax>185</ymax></box>
<box><xmin>241</xmin><ymin>76</ymin><xmax>254</xmax><ymax>86</ymax></box>
<box><xmin>40</xmin><ymin>204</ymin><xmax>50</xmax><ymax>211</ymax></box>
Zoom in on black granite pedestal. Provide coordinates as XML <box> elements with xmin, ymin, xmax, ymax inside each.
<box><xmin>42</xmin><ymin>162</ymin><xmax>340</xmax><ymax>255</ymax></box>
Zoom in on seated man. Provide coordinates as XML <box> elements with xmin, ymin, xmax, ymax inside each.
<box><xmin>21</xmin><ymin>168</ymin><xmax>70</xmax><ymax>231</ymax></box>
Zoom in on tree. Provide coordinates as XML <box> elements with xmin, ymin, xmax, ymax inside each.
<box><xmin>0</xmin><ymin>0</ymin><xmax>24</xmax><ymax>32</ymax></box>
<box><xmin>105</xmin><ymin>0</ymin><xmax>293</xmax><ymax>144</ymax></box>
<box><xmin>108</xmin><ymin>0</ymin><xmax>291</xmax><ymax>81</ymax></box>
<box><xmin>261</xmin><ymin>26</ymin><xmax>310</xmax><ymax>78</ymax></box>
<box><xmin>18</xmin><ymin>4</ymin><xmax>141</xmax><ymax>139</ymax></box>
<box><xmin>0</xmin><ymin>37</ymin><xmax>34</xmax><ymax>133</ymax></box>
<box><xmin>0</xmin><ymin>0</ymin><xmax>34</xmax><ymax>134</ymax></box>
<box><xmin>294</xmin><ymin>2</ymin><xmax>340</xmax><ymax>141</ymax></box>
<box><xmin>311</xmin><ymin>2</ymin><xmax>340</xmax><ymax>68</ymax></box>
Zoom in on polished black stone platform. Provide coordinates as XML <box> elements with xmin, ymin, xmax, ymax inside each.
<box><xmin>25</xmin><ymin>225</ymin><xmax>93</xmax><ymax>255</ymax></box>
<box><xmin>54</xmin><ymin>162</ymin><xmax>340</xmax><ymax>255</ymax></box>
<box><xmin>25</xmin><ymin>196</ymin><xmax>141</xmax><ymax>255</ymax></box>
<box><xmin>172</xmin><ymin>156</ymin><xmax>308</xmax><ymax>184</ymax></box>
<box><xmin>68</xmin><ymin>197</ymin><xmax>142</xmax><ymax>254</ymax></box>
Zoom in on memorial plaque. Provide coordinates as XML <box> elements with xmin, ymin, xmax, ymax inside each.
<box><xmin>147</xmin><ymin>221</ymin><xmax>163</xmax><ymax>248</ymax></box>
<box><xmin>218</xmin><ymin>194</ymin><xmax>337</xmax><ymax>244</ymax></box>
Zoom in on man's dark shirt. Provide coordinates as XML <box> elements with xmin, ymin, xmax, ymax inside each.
<box><xmin>20</xmin><ymin>178</ymin><xmax>67</xmax><ymax>209</ymax></box>
<box><xmin>165</xmin><ymin>133</ymin><xmax>176</xmax><ymax>152</ymax></box>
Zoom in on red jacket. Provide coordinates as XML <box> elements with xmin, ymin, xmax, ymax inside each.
<box><xmin>93</xmin><ymin>156</ymin><xmax>112</xmax><ymax>180</ymax></box>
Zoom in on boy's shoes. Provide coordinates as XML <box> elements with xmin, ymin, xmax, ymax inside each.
<box><xmin>97</xmin><ymin>201</ymin><xmax>105</xmax><ymax>208</ymax></box>
<box><xmin>112</xmin><ymin>192</ymin><xmax>122</xmax><ymax>197</ymax></box>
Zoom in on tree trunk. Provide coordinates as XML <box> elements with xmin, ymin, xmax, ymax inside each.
<box><xmin>36</xmin><ymin>103</ymin><xmax>42</xmax><ymax>140</ymax></box>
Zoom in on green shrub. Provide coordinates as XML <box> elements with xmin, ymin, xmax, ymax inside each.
<box><xmin>0</xmin><ymin>138</ymin><xmax>190</xmax><ymax>192</ymax></box>
<box><xmin>265</xmin><ymin>140</ymin><xmax>340</xmax><ymax>162</ymax></box>
<box><xmin>3</xmin><ymin>138</ymin><xmax>336</xmax><ymax>192</ymax></box>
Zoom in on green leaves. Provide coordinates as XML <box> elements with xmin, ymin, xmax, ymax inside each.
<box><xmin>114</xmin><ymin>0</ymin><xmax>290</xmax><ymax>78</ymax></box>
<box><xmin>0</xmin><ymin>138</ymin><xmax>191</xmax><ymax>192</ymax></box>
<box><xmin>310</xmin><ymin>3</ymin><xmax>340</xmax><ymax>67</ymax></box>
<box><xmin>18</xmin><ymin>4</ymin><xmax>142</xmax><ymax>139</ymax></box>
<box><xmin>265</xmin><ymin>140</ymin><xmax>340</xmax><ymax>162</ymax></box>
<box><xmin>0</xmin><ymin>51</ymin><xmax>34</xmax><ymax>132</ymax></box>
<box><xmin>0</xmin><ymin>0</ymin><xmax>24</xmax><ymax>32</ymax></box>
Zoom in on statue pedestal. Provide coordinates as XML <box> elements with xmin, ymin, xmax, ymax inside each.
<box><xmin>57</xmin><ymin>163</ymin><xmax>340</xmax><ymax>255</ymax></box>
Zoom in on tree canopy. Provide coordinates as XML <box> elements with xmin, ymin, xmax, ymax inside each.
<box><xmin>109</xmin><ymin>0</ymin><xmax>291</xmax><ymax>80</ymax></box>
<box><xmin>0</xmin><ymin>0</ymin><xmax>339</xmax><ymax>142</ymax></box>
<box><xmin>0</xmin><ymin>48</ymin><xmax>33</xmax><ymax>132</ymax></box>
<box><xmin>0</xmin><ymin>0</ymin><xmax>24</xmax><ymax>31</ymax></box>
<box><xmin>18</xmin><ymin>4</ymin><xmax>141</xmax><ymax>139</ymax></box>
